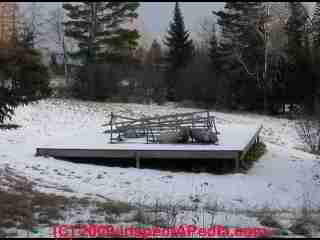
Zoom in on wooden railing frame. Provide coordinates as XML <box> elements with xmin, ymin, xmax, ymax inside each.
<box><xmin>104</xmin><ymin>111</ymin><xmax>219</xmax><ymax>144</ymax></box>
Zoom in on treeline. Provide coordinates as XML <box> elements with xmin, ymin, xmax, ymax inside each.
<box><xmin>163</xmin><ymin>2</ymin><xmax>320</xmax><ymax>114</ymax></box>
<box><xmin>207</xmin><ymin>2</ymin><xmax>320</xmax><ymax>114</ymax></box>
<box><xmin>3</xmin><ymin>2</ymin><xmax>319</xmax><ymax>123</ymax></box>
<box><xmin>60</xmin><ymin>2</ymin><xmax>320</xmax><ymax>115</ymax></box>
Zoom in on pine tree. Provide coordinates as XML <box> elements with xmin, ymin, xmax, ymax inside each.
<box><xmin>285</xmin><ymin>2</ymin><xmax>315</xmax><ymax>113</ymax></box>
<box><xmin>63</xmin><ymin>2</ymin><xmax>140</xmax><ymax>65</ymax></box>
<box><xmin>213</xmin><ymin>2</ymin><xmax>267</xmax><ymax>110</ymax></box>
<box><xmin>164</xmin><ymin>2</ymin><xmax>194</xmax><ymax>69</ymax></box>
<box><xmin>312</xmin><ymin>2</ymin><xmax>320</xmax><ymax>49</ymax></box>
<box><xmin>163</xmin><ymin>2</ymin><xmax>194</xmax><ymax>100</ymax></box>
<box><xmin>313</xmin><ymin>2</ymin><xmax>320</xmax><ymax>115</ymax></box>
<box><xmin>286</xmin><ymin>2</ymin><xmax>308</xmax><ymax>59</ymax></box>
<box><xmin>213</xmin><ymin>2</ymin><xmax>265</xmax><ymax>71</ymax></box>
<box><xmin>208</xmin><ymin>23</ymin><xmax>219</xmax><ymax>69</ymax></box>
<box><xmin>0</xmin><ymin>47</ymin><xmax>51</xmax><ymax>123</ymax></box>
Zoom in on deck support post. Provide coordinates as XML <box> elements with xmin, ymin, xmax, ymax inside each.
<box><xmin>135</xmin><ymin>153</ymin><xmax>140</xmax><ymax>168</ymax></box>
<box><xmin>235</xmin><ymin>156</ymin><xmax>240</xmax><ymax>173</ymax></box>
<box><xmin>110</xmin><ymin>112</ymin><xmax>113</xmax><ymax>143</ymax></box>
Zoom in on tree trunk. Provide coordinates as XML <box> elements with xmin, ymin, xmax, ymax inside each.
<box><xmin>263</xmin><ymin>88</ymin><xmax>268</xmax><ymax>114</ymax></box>
<box><xmin>62</xmin><ymin>37</ymin><xmax>69</xmax><ymax>86</ymax></box>
<box><xmin>87</xmin><ymin>64</ymin><xmax>95</xmax><ymax>100</ymax></box>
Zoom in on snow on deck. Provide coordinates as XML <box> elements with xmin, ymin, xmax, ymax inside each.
<box><xmin>38</xmin><ymin>124</ymin><xmax>262</xmax><ymax>152</ymax></box>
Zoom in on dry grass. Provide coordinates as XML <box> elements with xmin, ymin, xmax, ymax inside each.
<box><xmin>0</xmin><ymin>179</ymin><xmax>79</xmax><ymax>237</ymax></box>
<box><xmin>94</xmin><ymin>201</ymin><xmax>134</xmax><ymax>217</ymax></box>
<box><xmin>240</xmin><ymin>142</ymin><xmax>267</xmax><ymax>172</ymax></box>
<box><xmin>0</xmin><ymin>165</ymin><xmax>135</xmax><ymax>237</ymax></box>
<box><xmin>0</xmin><ymin>124</ymin><xmax>21</xmax><ymax>130</ymax></box>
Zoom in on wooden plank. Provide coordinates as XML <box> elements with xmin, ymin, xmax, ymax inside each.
<box><xmin>114</xmin><ymin>117</ymin><xmax>213</xmax><ymax>131</ymax></box>
<box><xmin>113</xmin><ymin>115</ymin><xmax>138</xmax><ymax>121</ymax></box>
<box><xmin>108</xmin><ymin>111</ymin><xmax>209</xmax><ymax>126</ymax></box>
<box><xmin>36</xmin><ymin>147</ymin><xmax>240</xmax><ymax>160</ymax></box>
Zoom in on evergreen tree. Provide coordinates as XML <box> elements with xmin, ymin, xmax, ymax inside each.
<box><xmin>208</xmin><ymin>23</ymin><xmax>219</xmax><ymax>69</ymax></box>
<box><xmin>0</xmin><ymin>47</ymin><xmax>51</xmax><ymax>123</ymax></box>
<box><xmin>312</xmin><ymin>2</ymin><xmax>320</xmax><ymax>93</ymax></box>
<box><xmin>285</xmin><ymin>2</ymin><xmax>308</xmax><ymax>58</ymax></box>
<box><xmin>213</xmin><ymin>2</ymin><xmax>265</xmax><ymax>72</ymax></box>
<box><xmin>163</xmin><ymin>2</ymin><xmax>194</xmax><ymax>100</ymax></box>
<box><xmin>313</xmin><ymin>2</ymin><xmax>320</xmax><ymax>49</ymax></box>
<box><xmin>164</xmin><ymin>2</ymin><xmax>194</xmax><ymax>69</ymax></box>
<box><xmin>213</xmin><ymin>2</ymin><xmax>244</xmax><ymax>108</ymax></box>
<box><xmin>285</xmin><ymin>2</ymin><xmax>315</xmax><ymax>113</ymax></box>
<box><xmin>63</xmin><ymin>2</ymin><xmax>140</xmax><ymax>65</ymax></box>
<box><xmin>63</xmin><ymin>2</ymin><xmax>140</xmax><ymax>99</ymax></box>
<box><xmin>213</xmin><ymin>2</ymin><xmax>267</xmax><ymax>110</ymax></box>
<box><xmin>313</xmin><ymin>3</ymin><xmax>320</xmax><ymax>116</ymax></box>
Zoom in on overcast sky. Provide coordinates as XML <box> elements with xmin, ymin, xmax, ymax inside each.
<box><xmin>22</xmin><ymin>2</ymin><xmax>224</xmax><ymax>41</ymax></box>
<box><xmin>139</xmin><ymin>2</ymin><xmax>224</xmax><ymax>39</ymax></box>
<box><xmin>20</xmin><ymin>2</ymin><xmax>315</xmax><ymax>50</ymax></box>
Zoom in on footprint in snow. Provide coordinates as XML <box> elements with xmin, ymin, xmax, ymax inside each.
<box><xmin>83</xmin><ymin>178</ymin><xmax>91</xmax><ymax>183</ymax></box>
<box><xmin>97</xmin><ymin>174</ymin><xmax>103</xmax><ymax>179</ymax></box>
<box><xmin>202</xmin><ymin>182</ymin><xmax>209</xmax><ymax>186</ymax></box>
<box><xmin>161</xmin><ymin>175</ymin><xmax>173</xmax><ymax>179</ymax></box>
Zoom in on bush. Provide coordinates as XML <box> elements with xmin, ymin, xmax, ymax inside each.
<box><xmin>0</xmin><ymin>87</ymin><xmax>26</xmax><ymax>123</ymax></box>
<box><xmin>71</xmin><ymin>64</ymin><xmax>126</xmax><ymax>101</ymax></box>
<box><xmin>0</xmin><ymin>47</ymin><xmax>51</xmax><ymax>123</ymax></box>
<box><xmin>295</xmin><ymin>116</ymin><xmax>320</xmax><ymax>154</ymax></box>
<box><xmin>241</xmin><ymin>142</ymin><xmax>267</xmax><ymax>171</ymax></box>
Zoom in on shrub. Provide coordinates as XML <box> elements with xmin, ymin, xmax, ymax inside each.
<box><xmin>295</xmin><ymin>116</ymin><xmax>320</xmax><ymax>154</ymax></box>
<box><xmin>241</xmin><ymin>142</ymin><xmax>267</xmax><ymax>171</ymax></box>
<box><xmin>0</xmin><ymin>47</ymin><xmax>51</xmax><ymax>123</ymax></box>
<box><xmin>70</xmin><ymin>64</ymin><xmax>123</xmax><ymax>101</ymax></box>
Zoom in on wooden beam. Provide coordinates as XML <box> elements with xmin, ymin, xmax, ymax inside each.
<box><xmin>107</xmin><ymin>111</ymin><xmax>210</xmax><ymax>126</ymax></box>
<box><xmin>114</xmin><ymin>117</ymin><xmax>214</xmax><ymax>131</ymax></box>
<box><xmin>36</xmin><ymin>148</ymin><xmax>240</xmax><ymax>160</ymax></box>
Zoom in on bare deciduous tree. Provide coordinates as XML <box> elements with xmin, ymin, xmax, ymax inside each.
<box><xmin>18</xmin><ymin>3</ymin><xmax>47</xmax><ymax>48</ymax></box>
<box><xmin>296</xmin><ymin>115</ymin><xmax>320</xmax><ymax>154</ymax></box>
<box><xmin>47</xmin><ymin>5</ymin><xmax>69</xmax><ymax>83</ymax></box>
<box><xmin>231</xmin><ymin>3</ymin><xmax>279</xmax><ymax>113</ymax></box>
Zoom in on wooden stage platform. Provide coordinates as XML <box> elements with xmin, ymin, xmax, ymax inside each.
<box><xmin>36</xmin><ymin>124</ymin><xmax>263</xmax><ymax>172</ymax></box>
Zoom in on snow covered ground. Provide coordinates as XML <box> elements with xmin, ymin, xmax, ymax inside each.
<box><xmin>1</xmin><ymin>98</ymin><xmax>320</xmax><ymax>220</ymax></box>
